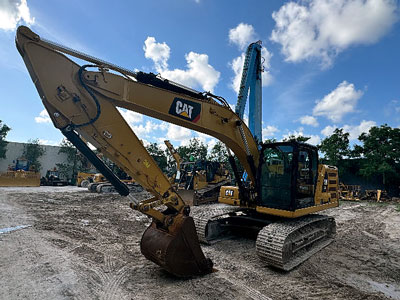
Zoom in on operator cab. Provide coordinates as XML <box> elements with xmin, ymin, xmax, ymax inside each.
<box><xmin>258</xmin><ymin>141</ymin><xmax>318</xmax><ymax>211</ymax></box>
<box><xmin>15</xmin><ymin>158</ymin><xmax>29</xmax><ymax>171</ymax></box>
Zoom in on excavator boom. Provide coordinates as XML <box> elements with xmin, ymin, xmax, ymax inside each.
<box><xmin>15</xmin><ymin>26</ymin><xmax>258</xmax><ymax>276</ymax></box>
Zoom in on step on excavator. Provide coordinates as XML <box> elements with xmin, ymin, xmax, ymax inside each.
<box><xmin>16</xmin><ymin>26</ymin><xmax>339</xmax><ymax>276</ymax></box>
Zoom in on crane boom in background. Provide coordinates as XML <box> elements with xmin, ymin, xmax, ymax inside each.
<box><xmin>235</xmin><ymin>41</ymin><xmax>263</xmax><ymax>142</ymax></box>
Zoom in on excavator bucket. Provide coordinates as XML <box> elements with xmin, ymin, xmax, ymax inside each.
<box><xmin>141</xmin><ymin>214</ymin><xmax>213</xmax><ymax>277</ymax></box>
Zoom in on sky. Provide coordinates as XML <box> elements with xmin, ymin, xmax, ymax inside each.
<box><xmin>0</xmin><ymin>0</ymin><xmax>399</xmax><ymax>150</ymax></box>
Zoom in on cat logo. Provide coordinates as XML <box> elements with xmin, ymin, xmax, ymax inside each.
<box><xmin>225</xmin><ymin>189</ymin><xmax>234</xmax><ymax>197</ymax></box>
<box><xmin>169</xmin><ymin>97</ymin><xmax>201</xmax><ymax>122</ymax></box>
<box><xmin>176</xmin><ymin>101</ymin><xmax>193</xmax><ymax>118</ymax></box>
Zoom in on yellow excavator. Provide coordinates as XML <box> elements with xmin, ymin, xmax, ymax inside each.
<box><xmin>164</xmin><ymin>140</ymin><xmax>183</xmax><ymax>185</ymax></box>
<box><xmin>16</xmin><ymin>26</ymin><xmax>339</xmax><ymax>276</ymax></box>
<box><xmin>164</xmin><ymin>140</ymin><xmax>231</xmax><ymax>205</ymax></box>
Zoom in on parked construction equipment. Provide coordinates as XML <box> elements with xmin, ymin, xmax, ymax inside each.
<box><xmin>339</xmin><ymin>184</ymin><xmax>392</xmax><ymax>202</ymax></box>
<box><xmin>86</xmin><ymin>173</ymin><xmax>106</xmax><ymax>192</ymax></box>
<box><xmin>362</xmin><ymin>189</ymin><xmax>390</xmax><ymax>202</ymax></box>
<box><xmin>16</xmin><ymin>26</ymin><xmax>339</xmax><ymax>277</ymax></box>
<box><xmin>0</xmin><ymin>157</ymin><xmax>40</xmax><ymax>187</ymax></box>
<box><xmin>76</xmin><ymin>172</ymin><xmax>95</xmax><ymax>187</ymax></box>
<box><xmin>86</xmin><ymin>173</ymin><xmax>143</xmax><ymax>193</ymax></box>
<box><xmin>339</xmin><ymin>184</ymin><xmax>361</xmax><ymax>201</ymax></box>
<box><xmin>40</xmin><ymin>169</ymin><xmax>69</xmax><ymax>186</ymax></box>
<box><xmin>164</xmin><ymin>140</ymin><xmax>231</xmax><ymax>205</ymax></box>
<box><xmin>0</xmin><ymin>170</ymin><xmax>40</xmax><ymax>187</ymax></box>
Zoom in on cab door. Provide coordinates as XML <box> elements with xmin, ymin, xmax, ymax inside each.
<box><xmin>259</xmin><ymin>144</ymin><xmax>294</xmax><ymax>210</ymax></box>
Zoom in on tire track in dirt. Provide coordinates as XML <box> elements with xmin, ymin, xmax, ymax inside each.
<box><xmin>216</xmin><ymin>270</ymin><xmax>272</xmax><ymax>300</ymax></box>
<box><xmin>100</xmin><ymin>263</ymin><xmax>131</xmax><ymax>300</ymax></box>
<box><xmin>7</xmin><ymin>189</ymin><xmax>399</xmax><ymax>300</ymax></box>
<box><xmin>206</xmin><ymin>238</ymin><xmax>386</xmax><ymax>300</ymax></box>
<box><xmin>73</xmin><ymin>252</ymin><xmax>142</xmax><ymax>300</ymax></box>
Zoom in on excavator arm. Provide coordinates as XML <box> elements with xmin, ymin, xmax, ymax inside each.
<box><xmin>164</xmin><ymin>140</ymin><xmax>182</xmax><ymax>172</ymax></box>
<box><xmin>15</xmin><ymin>26</ymin><xmax>259</xmax><ymax>277</ymax></box>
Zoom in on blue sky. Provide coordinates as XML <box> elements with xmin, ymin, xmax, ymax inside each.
<box><xmin>0</xmin><ymin>0</ymin><xmax>399</xmax><ymax>149</ymax></box>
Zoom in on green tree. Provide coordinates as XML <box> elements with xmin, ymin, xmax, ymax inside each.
<box><xmin>208</xmin><ymin>141</ymin><xmax>228</xmax><ymax>162</ymax></box>
<box><xmin>263</xmin><ymin>138</ymin><xmax>277</xmax><ymax>144</ymax></box>
<box><xmin>57</xmin><ymin>139</ymin><xmax>76</xmax><ymax>179</ymax></box>
<box><xmin>0</xmin><ymin>120</ymin><xmax>11</xmax><ymax>159</ymax></box>
<box><xmin>318</xmin><ymin>128</ymin><xmax>350</xmax><ymax>166</ymax></box>
<box><xmin>56</xmin><ymin>139</ymin><xmax>92</xmax><ymax>182</ymax></box>
<box><xmin>282</xmin><ymin>135</ymin><xmax>310</xmax><ymax>143</ymax></box>
<box><xmin>23</xmin><ymin>139</ymin><xmax>45</xmax><ymax>171</ymax></box>
<box><xmin>177</xmin><ymin>138</ymin><xmax>208</xmax><ymax>162</ymax></box>
<box><xmin>207</xmin><ymin>141</ymin><xmax>245</xmax><ymax>182</ymax></box>
<box><xmin>353</xmin><ymin>125</ymin><xmax>400</xmax><ymax>190</ymax></box>
<box><xmin>146</xmin><ymin>142</ymin><xmax>168</xmax><ymax>172</ymax></box>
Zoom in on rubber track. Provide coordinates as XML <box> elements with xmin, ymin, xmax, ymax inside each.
<box><xmin>95</xmin><ymin>183</ymin><xmax>143</xmax><ymax>194</ymax></box>
<box><xmin>193</xmin><ymin>205</ymin><xmax>240</xmax><ymax>244</ymax></box>
<box><xmin>193</xmin><ymin>179</ymin><xmax>231</xmax><ymax>205</ymax></box>
<box><xmin>256</xmin><ymin>214</ymin><xmax>336</xmax><ymax>271</ymax></box>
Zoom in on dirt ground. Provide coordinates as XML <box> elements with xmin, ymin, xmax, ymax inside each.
<box><xmin>0</xmin><ymin>186</ymin><xmax>399</xmax><ymax>300</ymax></box>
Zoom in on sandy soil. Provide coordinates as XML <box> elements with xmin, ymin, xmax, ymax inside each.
<box><xmin>0</xmin><ymin>186</ymin><xmax>399</xmax><ymax>300</ymax></box>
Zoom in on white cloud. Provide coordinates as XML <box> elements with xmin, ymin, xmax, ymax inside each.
<box><xmin>313</xmin><ymin>81</ymin><xmax>363</xmax><ymax>122</ymax></box>
<box><xmin>261</xmin><ymin>47</ymin><xmax>273</xmax><ymax>70</ymax></box>
<box><xmin>166</xmin><ymin>124</ymin><xmax>192</xmax><ymax>142</ymax></box>
<box><xmin>229</xmin><ymin>23</ymin><xmax>274</xmax><ymax>94</ymax></box>
<box><xmin>34</xmin><ymin>109</ymin><xmax>51</xmax><ymax>124</ymax></box>
<box><xmin>143</xmin><ymin>37</ymin><xmax>170</xmax><ymax>72</ymax></box>
<box><xmin>140</xmin><ymin>138</ymin><xmax>150</xmax><ymax>147</ymax></box>
<box><xmin>229</xmin><ymin>23</ymin><xmax>257</xmax><ymax>50</ymax></box>
<box><xmin>282</xmin><ymin>128</ymin><xmax>321</xmax><ymax>145</ymax></box>
<box><xmin>282</xmin><ymin>129</ymin><xmax>303</xmax><ymax>140</ymax></box>
<box><xmin>38</xmin><ymin>139</ymin><xmax>61</xmax><ymax>146</ymax></box>
<box><xmin>308</xmin><ymin>135</ymin><xmax>321</xmax><ymax>145</ymax></box>
<box><xmin>158</xmin><ymin>121</ymin><xmax>169</xmax><ymax>131</ymax></box>
<box><xmin>0</xmin><ymin>0</ymin><xmax>34</xmax><ymax>31</ymax></box>
<box><xmin>321</xmin><ymin>125</ymin><xmax>337</xmax><ymax>137</ymax></box>
<box><xmin>229</xmin><ymin>54</ymin><xmax>242</xmax><ymax>92</ymax></box>
<box><xmin>161</xmin><ymin>52</ymin><xmax>220</xmax><ymax>92</ymax></box>
<box><xmin>321</xmin><ymin>120</ymin><xmax>376</xmax><ymax>140</ymax></box>
<box><xmin>206</xmin><ymin>138</ymin><xmax>217</xmax><ymax>150</ymax></box>
<box><xmin>132</xmin><ymin>120</ymin><xmax>167</xmax><ymax>137</ymax></box>
<box><xmin>384</xmin><ymin>100</ymin><xmax>400</xmax><ymax>121</ymax></box>
<box><xmin>118</xmin><ymin>108</ymin><xmax>143</xmax><ymax>124</ymax></box>
<box><xmin>299</xmin><ymin>115</ymin><xmax>319</xmax><ymax>127</ymax></box>
<box><xmin>270</xmin><ymin>0</ymin><xmax>398</xmax><ymax>66</ymax></box>
<box><xmin>144</xmin><ymin>37</ymin><xmax>220</xmax><ymax>92</ymax></box>
<box><xmin>195</xmin><ymin>132</ymin><xmax>217</xmax><ymax>151</ymax></box>
<box><xmin>343</xmin><ymin>120</ymin><xmax>376</xmax><ymax>140</ymax></box>
<box><xmin>230</xmin><ymin>54</ymin><xmax>245</xmax><ymax>93</ymax></box>
<box><xmin>262</xmin><ymin>126</ymin><xmax>279</xmax><ymax>140</ymax></box>
<box><xmin>230</xmin><ymin>47</ymin><xmax>273</xmax><ymax>93</ymax></box>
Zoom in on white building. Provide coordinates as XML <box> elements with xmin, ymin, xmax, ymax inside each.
<box><xmin>0</xmin><ymin>141</ymin><xmax>69</xmax><ymax>177</ymax></box>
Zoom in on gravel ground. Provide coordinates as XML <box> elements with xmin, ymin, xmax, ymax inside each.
<box><xmin>0</xmin><ymin>186</ymin><xmax>399</xmax><ymax>300</ymax></box>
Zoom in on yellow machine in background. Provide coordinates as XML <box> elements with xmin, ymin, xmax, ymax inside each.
<box><xmin>76</xmin><ymin>172</ymin><xmax>95</xmax><ymax>187</ymax></box>
<box><xmin>16</xmin><ymin>26</ymin><xmax>339</xmax><ymax>276</ymax></box>
<box><xmin>164</xmin><ymin>140</ymin><xmax>231</xmax><ymax>205</ymax></box>
<box><xmin>86</xmin><ymin>173</ymin><xmax>143</xmax><ymax>193</ymax></box>
<box><xmin>339</xmin><ymin>183</ymin><xmax>361</xmax><ymax>201</ymax></box>
<box><xmin>40</xmin><ymin>168</ymin><xmax>69</xmax><ymax>186</ymax></box>
<box><xmin>164</xmin><ymin>140</ymin><xmax>182</xmax><ymax>184</ymax></box>
<box><xmin>0</xmin><ymin>170</ymin><xmax>40</xmax><ymax>187</ymax></box>
<box><xmin>86</xmin><ymin>173</ymin><xmax>106</xmax><ymax>191</ymax></box>
<box><xmin>0</xmin><ymin>157</ymin><xmax>40</xmax><ymax>187</ymax></box>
